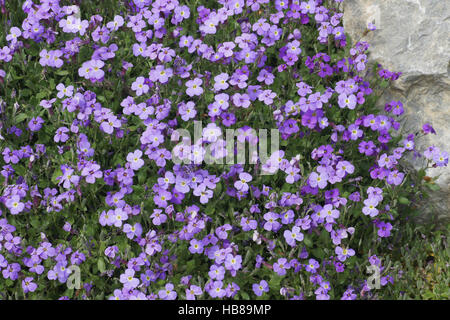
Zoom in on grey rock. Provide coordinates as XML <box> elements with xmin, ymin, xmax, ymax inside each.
<box><xmin>343</xmin><ymin>0</ymin><xmax>450</xmax><ymax>220</ymax></box>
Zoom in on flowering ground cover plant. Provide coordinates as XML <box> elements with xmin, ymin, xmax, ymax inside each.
<box><xmin>0</xmin><ymin>0</ymin><xmax>448</xmax><ymax>300</ymax></box>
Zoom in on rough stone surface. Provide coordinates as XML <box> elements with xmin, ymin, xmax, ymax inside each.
<box><xmin>343</xmin><ymin>0</ymin><xmax>450</xmax><ymax>220</ymax></box>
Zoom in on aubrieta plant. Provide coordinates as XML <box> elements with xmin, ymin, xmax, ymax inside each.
<box><xmin>0</xmin><ymin>0</ymin><xmax>448</xmax><ymax>300</ymax></box>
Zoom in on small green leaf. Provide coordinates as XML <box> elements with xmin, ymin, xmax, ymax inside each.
<box><xmin>398</xmin><ymin>197</ymin><xmax>410</xmax><ymax>205</ymax></box>
<box><xmin>56</xmin><ymin>70</ymin><xmax>69</xmax><ymax>76</ymax></box>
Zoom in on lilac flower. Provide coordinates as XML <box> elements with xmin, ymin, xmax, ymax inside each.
<box><xmin>224</xmin><ymin>254</ymin><xmax>242</xmax><ymax>271</ymax></box>
<box><xmin>341</xmin><ymin>288</ymin><xmax>357</xmax><ymax>300</ymax></box>
<box><xmin>123</xmin><ymin>223</ymin><xmax>143</xmax><ymax>239</ymax></box>
<box><xmin>2</xmin><ymin>148</ymin><xmax>19</xmax><ymax>164</ymax></box>
<box><xmin>263</xmin><ymin>212</ymin><xmax>280</xmax><ymax>231</ymax></box>
<box><xmin>120</xmin><ymin>269</ymin><xmax>139</xmax><ymax>289</ymax></box>
<box><xmin>6</xmin><ymin>27</ymin><xmax>21</xmax><ymax>44</ymax></box>
<box><xmin>209</xmin><ymin>280</ymin><xmax>226</xmax><ymax>298</ymax></box>
<box><xmin>186</xmin><ymin>78</ymin><xmax>203</xmax><ymax>97</ymax></box>
<box><xmin>284</xmin><ymin>226</ymin><xmax>304</xmax><ymax>247</ymax></box>
<box><xmin>81</xmin><ymin>163</ymin><xmax>102</xmax><ymax>184</ymax></box>
<box><xmin>377</xmin><ymin>222</ymin><xmax>393</xmax><ymax>237</ymax></box>
<box><xmin>252</xmin><ymin>280</ymin><xmax>269</xmax><ymax>296</ymax></box>
<box><xmin>306</xmin><ymin>259</ymin><xmax>319</xmax><ymax>273</ymax></box>
<box><xmin>79</xmin><ymin>60</ymin><xmax>104</xmax><ymax>80</ymax></box>
<box><xmin>189</xmin><ymin>239</ymin><xmax>204</xmax><ymax>254</ymax></box>
<box><xmin>214</xmin><ymin>73</ymin><xmax>229</xmax><ymax>91</ymax></box>
<box><xmin>54</xmin><ymin>127</ymin><xmax>70</xmax><ymax>143</ymax></box>
<box><xmin>240</xmin><ymin>217</ymin><xmax>257</xmax><ymax>231</ymax></box>
<box><xmin>335</xmin><ymin>246</ymin><xmax>355</xmax><ymax>262</ymax></box>
<box><xmin>59</xmin><ymin>167</ymin><xmax>80</xmax><ymax>189</ymax></box>
<box><xmin>150</xmin><ymin>65</ymin><xmax>173</xmax><ymax>84</ymax></box>
<box><xmin>215</xmin><ymin>224</ymin><xmax>232</xmax><ymax>240</ymax></box>
<box><xmin>359</xmin><ymin>140</ymin><xmax>376</xmax><ymax>156</ymax></box>
<box><xmin>209</xmin><ymin>264</ymin><xmax>225</xmax><ymax>281</ymax></box>
<box><xmin>258</xmin><ymin>89</ymin><xmax>276</xmax><ymax>105</ymax></box>
<box><xmin>56</xmin><ymin>83</ymin><xmax>74</xmax><ymax>99</ymax></box>
<box><xmin>158</xmin><ymin>283</ymin><xmax>177</xmax><ymax>300</ymax></box>
<box><xmin>150</xmin><ymin>209</ymin><xmax>167</xmax><ymax>226</ymax></box>
<box><xmin>107</xmin><ymin>15</ymin><xmax>124</xmax><ymax>31</ymax></box>
<box><xmin>127</xmin><ymin>150</ymin><xmax>144</xmax><ymax>170</ymax></box>
<box><xmin>386</xmin><ymin>170</ymin><xmax>404</xmax><ymax>186</ymax></box>
<box><xmin>186</xmin><ymin>285</ymin><xmax>202</xmax><ymax>300</ymax></box>
<box><xmin>309</xmin><ymin>171</ymin><xmax>328</xmax><ymax>189</ymax></box>
<box><xmin>28</xmin><ymin>117</ymin><xmax>44</xmax><ymax>132</ymax></box>
<box><xmin>234</xmin><ymin>172</ymin><xmax>252</xmax><ymax>192</ymax></box>
<box><xmin>433</xmin><ymin>150</ymin><xmax>449</xmax><ymax>167</ymax></box>
<box><xmin>132</xmin><ymin>76</ymin><xmax>149</xmax><ymax>96</ymax></box>
<box><xmin>273</xmin><ymin>258</ymin><xmax>290</xmax><ymax>276</ymax></box>
<box><xmin>2</xmin><ymin>263</ymin><xmax>21</xmax><ymax>280</ymax></box>
<box><xmin>422</xmin><ymin>123</ymin><xmax>436</xmax><ymax>135</ymax></box>
<box><xmin>100</xmin><ymin>116</ymin><xmax>121</xmax><ymax>134</ymax></box>
<box><xmin>362</xmin><ymin>198</ymin><xmax>379</xmax><ymax>217</ymax></box>
<box><xmin>5</xmin><ymin>195</ymin><xmax>25</xmax><ymax>215</ymax></box>
<box><xmin>338</xmin><ymin>93</ymin><xmax>357</xmax><ymax>109</ymax></box>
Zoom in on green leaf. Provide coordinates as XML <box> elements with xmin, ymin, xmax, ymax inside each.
<box><xmin>97</xmin><ymin>258</ymin><xmax>106</xmax><ymax>273</ymax></box>
<box><xmin>303</xmin><ymin>235</ymin><xmax>313</xmax><ymax>247</ymax></box>
<box><xmin>56</xmin><ymin>70</ymin><xmax>69</xmax><ymax>76</ymax></box>
<box><xmin>51</xmin><ymin>168</ymin><xmax>63</xmax><ymax>184</ymax></box>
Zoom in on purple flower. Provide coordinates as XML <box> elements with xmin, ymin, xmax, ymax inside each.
<box><xmin>283</xmin><ymin>226</ymin><xmax>304</xmax><ymax>247</ymax></box>
<box><xmin>215</xmin><ymin>224</ymin><xmax>232</xmax><ymax>240</ymax></box>
<box><xmin>150</xmin><ymin>65</ymin><xmax>173</xmax><ymax>84</ymax></box>
<box><xmin>309</xmin><ymin>171</ymin><xmax>328</xmax><ymax>189</ymax></box>
<box><xmin>306</xmin><ymin>259</ymin><xmax>319</xmax><ymax>273</ymax></box>
<box><xmin>186</xmin><ymin>78</ymin><xmax>203</xmax><ymax>96</ymax></box>
<box><xmin>273</xmin><ymin>258</ymin><xmax>290</xmax><ymax>276</ymax></box>
<box><xmin>123</xmin><ymin>223</ymin><xmax>143</xmax><ymax>239</ymax></box>
<box><xmin>209</xmin><ymin>280</ymin><xmax>226</xmax><ymax>298</ymax></box>
<box><xmin>258</xmin><ymin>89</ymin><xmax>276</xmax><ymax>105</ymax></box>
<box><xmin>208</xmin><ymin>264</ymin><xmax>225</xmax><ymax>280</ymax></box>
<box><xmin>335</xmin><ymin>246</ymin><xmax>355</xmax><ymax>262</ymax></box>
<box><xmin>240</xmin><ymin>217</ymin><xmax>257</xmax><ymax>231</ymax></box>
<box><xmin>263</xmin><ymin>212</ymin><xmax>280</xmax><ymax>231</ymax></box>
<box><xmin>56</xmin><ymin>83</ymin><xmax>74</xmax><ymax>99</ymax></box>
<box><xmin>5</xmin><ymin>195</ymin><xmax>25</xmax><ymax>215</ymax></box>
<box><xmin>21</xmin><ymin>276</ymin><xmax>37</xmax><ymax>294</ymax></box>
<box><xmin>386</xmin><ymin>170</ymin><xmax>404</xmax><ymax>186</ymax></box>
<box><xmin>214</xmin><ymin>73</ymin><xmax>229</xmax><ymax>91</ymax></box>
<box><xmin>127</xmin><ymin>150</ymin><xmax>144</xmax><ymax>170</ymax></box>
<box><xmin>358</xmin><ymin>140</ymin><xmax>376</xmax><ymax>156</ymax></box>
<box><xmin>377</xmin><ymin>222</ymin><xmax>393</xmax><ymax>237</ymax></box>
<box><xmin>2</xmin><ymin>263</ymin><xmax>21</xmax><ymax>280</ymax></box>
<box><xmin>28</xmin><ymin>117</ymin><xmax>44</xmax><ymax>132</ymax></box>
<box><xmin>54</xmin><ymin>127</ymin><xmax>70</xmax><ymax>143</ymax></box>
<box><xmin>107</xmin><ymin>15</ymin><xmax>124</xmax><ymax>31</ymax></box>
<box><xmin>120</xmin><ymin>269</ymin><xmax>139</xmax><ymax>289</ymax></box>
<box><xmin>422</xmin><ymin>123</ymin><xmax>436</xmax><ymax>135</ymax></box>
<box><xmin>362</xmin><ymin>198</ymin><xmax>379</xmax><ymax>217</ymax></box>
<box><xmin>132</xmin><ymin>76</ymin><xmax>149</xmax><ymax>96</ymax></box>
<box><xmin>159</xmin><ymin>283</ymin><xmax>177</xmax><ymax>300</ymax></box>
<box><xmin>81</xmin><ymin>163</ymin><xmax>102</xmax><ymax>184</ymax></box>
<box><xmin>189</xmin><ymin>239</ymin><xmax>204</xmax><ymax>254</ymax></box>
<box><xmin>186</xmin><ymin>285</ymin><xmax>202</xmax><ymax>300</ymax></box>
<box><xmin>341</xmin><ymin>288</ymin><xmax>357</xmax><ymax>300</ymax></box>
<box><xmin>2</xmin><ymin>148</ymin><xmax>19</xmax><ymax>164</ymax></box>
<box><xmin>234</xmin><ymin>172</ymin><xmax>252</xmax><ymax>192</ymax></box>
<box><xmin>224</xmin><ymin>254</ymin><xmax>242</xmax><ymax>271</ymax></box>
<box><xmin>338</xmin><ymin>93</ymin><xmax>357</xmax><ymax>109</ymax></box>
